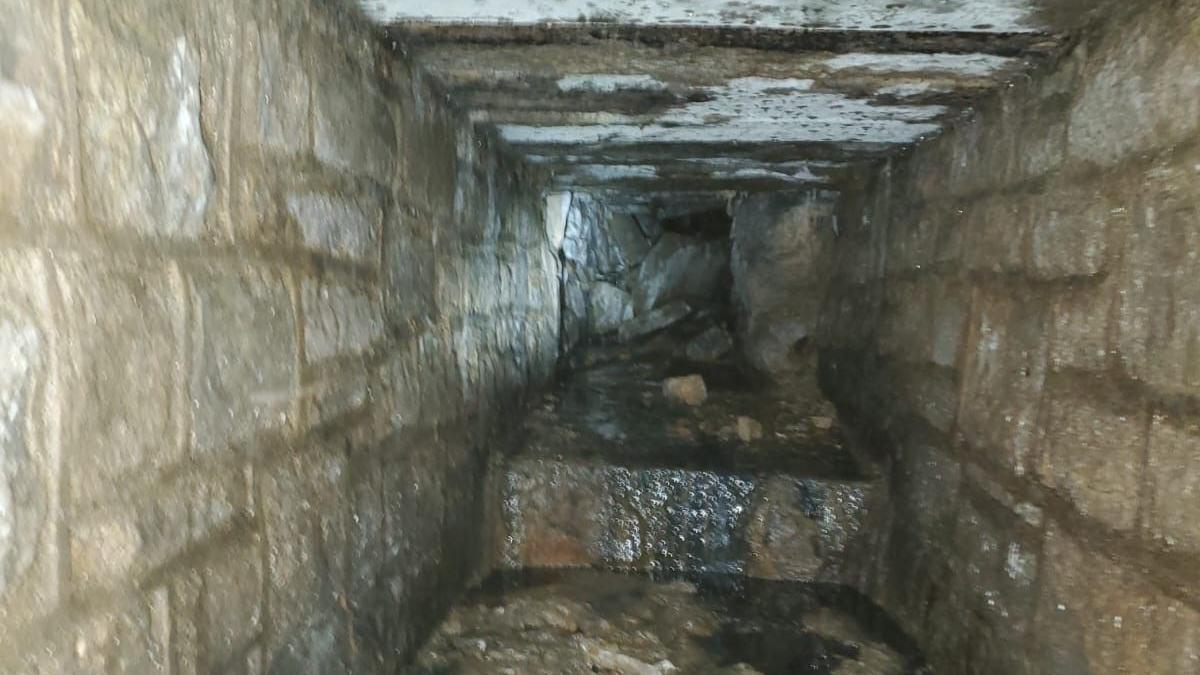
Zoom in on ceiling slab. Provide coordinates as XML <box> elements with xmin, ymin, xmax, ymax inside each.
<box><xmin>362</xmin><ymin>0</ymin><xmax>1046</xmax><ymax>33</ymax></box>
<box><xmin>358</xmin><ymin>0</ymin><xmax>1086</xmax><ymax>194</ymax></box>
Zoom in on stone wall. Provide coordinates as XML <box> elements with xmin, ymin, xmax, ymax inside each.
<box><xmin>0</xmin><ymin>0</ymin><xmax>559</xmax><ymax>672</ymax></box>
<box><xmin>818</xmin><ymin>0</ymin><xmax>1200</xmax><ymax>672</ymax></box>
<box><xmin>730</xmin><ymin>190</ymin><xmax>837</xmax><ymax>379</ymax></box>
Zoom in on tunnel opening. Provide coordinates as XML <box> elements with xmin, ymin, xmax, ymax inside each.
<box><xmin>1</xmin><ymin>0</ymin><xmax>1198</xmax><ymax>673</ymax></box>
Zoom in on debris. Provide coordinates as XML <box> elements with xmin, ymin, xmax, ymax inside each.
<box><xmin>685</xmin><ymin>324</ymin><xmax>735</xmax><ymax>362</ymax></box>
<box><xmin>810</xmin><ymin>415</ymin><xmax>835</xmax><ymax>430</ymax></box>
<box><xmin>736</xmin><ymin>416</ymin><xmax>764</xmax><ymax>442</ymax></box>
<box><xmin>663</xmin><ymin>375</ymin><xmax>708</xmax><ymax>407</ymax></box>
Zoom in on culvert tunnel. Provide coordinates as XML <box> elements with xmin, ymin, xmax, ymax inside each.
<box><xmin>1</xmin><ymin>0</ymin><xmax>1198</xmax><ymax>673</ymax></box>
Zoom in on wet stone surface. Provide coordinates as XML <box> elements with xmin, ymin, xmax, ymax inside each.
<box><xmin>503</xmin><ymin>331</ymin><xmax>876</xmax><ymax>578</ymax></box>
<box><xmin>520</xmin><ymin>332</ymin><xmax>860</xmax><ymax>478</ymax></box>
<box><xmin>405</xmin><ymin>569</ymin><xmax>929</xmax><ymax>675</ymax></box>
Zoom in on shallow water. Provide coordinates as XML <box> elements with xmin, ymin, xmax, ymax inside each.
<box><xmin>405</xmin><ymin>569</ymin><xmax>929</xmax><ymax>675</ymax></box>
<box><xmin>520</xmin><ymin>336</ymin><xmax>864</xmax><ymax>480</ymax></box>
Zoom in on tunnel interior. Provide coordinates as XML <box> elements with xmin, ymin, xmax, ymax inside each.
<box><xmin>0</xmin><ymin>0</ymin><xmax>1198</xmax><ymax>673</ymax></box>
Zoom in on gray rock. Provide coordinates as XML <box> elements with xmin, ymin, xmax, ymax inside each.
<box><xmin>633</xmin><ymin>234</ymin><xmax>729</xmax><ymax>313</ymax></box>
<box><xmin>588</xmin><ymin>282</ymin><xmax>634</xmax><ymax>334</ymax></box>
<box><xmin>731</xmin><ymin>192</ymin><xmax>836</xmax><ymax>378</ymax></box>
<box><xmin>73</xmin><ymin>15</ymin><xmax>214</xmax><ymax>239</ymax></box>
<box><xmin>617</xmin><ymin>301</ymin><xmax>692</xmax><ymax>342</ymax></box>
<box><xmin>606</xmin><ymin>213</ymin><xmax>652</xmax><ymax>270</ymax></box>
<box><xmin>685</xmin><ymin>325</ymin><xmax>734</xmax><ymax>362</ymax></box>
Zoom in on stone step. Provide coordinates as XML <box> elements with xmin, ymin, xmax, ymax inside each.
<box><xmin>500</xmin><ymin>352</ymin><xmax>878</xmax><ymax>581</ymax></box>
<box><xmin>502</xmin><ymin>458</ymin><xmax>874</xmax><ymax>581</ymax></box>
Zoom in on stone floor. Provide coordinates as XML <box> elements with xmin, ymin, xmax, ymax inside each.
<box><xmin>524</xmin><ymin>327</ymin><xmax>858</xmax><ymax>478</ymax></box>
<box><xmin>502</xmin><ymin>325</ymin><xmax>878</xmax><ymax>579</ymax></box>
<box><xmin>405</xmin><ymin>569</ymin><xmax>928</xmax><ymax>675</ymax></box>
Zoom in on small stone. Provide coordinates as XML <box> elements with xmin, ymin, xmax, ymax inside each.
<box><xmin>810</xmin><ymin>416</ymin><xmax>835</xmax><ymax>430</ymax></box>
<box><xmin>663</xmin><ymin>375</ymin><xmax>707</xmax><ymax>407</ymax></box>
<box><xmin>685</xmin><ymin>325</ymin><xmax>735</xmax><ymax>362</ymax></box>
<box><xmin>736</xmin><ymin>416</ymin><xmax>764</xmax><ymax>442</ymax></box>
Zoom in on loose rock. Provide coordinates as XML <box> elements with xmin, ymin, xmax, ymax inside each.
<box><xmin>633</xmin><ymin>233</ymin><xmax>729</xmax><ymax>313</ymax></box>
<box><xmin>736</xmin><ymin>416</ymin><xmax>764</xmax><ymax>442</ymax></box>
<box><xmin>810</xmin><ymin>415</ymin><xmax>835</xmax><ymax>430</ymax></box>
<box><xmin>617</xmin><ymin>300</ymin><xmax>692</xmax><ymax>342</ymax></box>
<box><xmin>663</xmin><ymin>375</ymin><xmax>708</xmax><ymax>407</ymax></box>
<box><xmin>589</xmin><ymin>281</ymin><xmax>634</xmax><ymax>333</ymax></box>
<box><xmin>685</xmin><ymin>325</ymin><xmax>735</xmax><ymax>362</ymax></box>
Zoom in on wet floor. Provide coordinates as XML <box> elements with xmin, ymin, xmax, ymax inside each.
<box><xmin>405</xmin><ymin>569</ymin><xmax>929</xmax><ymax>675</ymax></box>
<box><xmin>521</xmin><ymin>326</ymin><xmax>865</xmax><ymax>481</ymax></box>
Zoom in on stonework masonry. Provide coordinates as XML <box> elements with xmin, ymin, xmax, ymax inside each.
<box><xmin>0</xmin><ymin>0</ymin><xmax>560</xmax><ymax>672</ymax></box>
<box><xmin>817</xmin><ymin>0</ymin><xmax>1200</xmax><ymax>672</ymax></box>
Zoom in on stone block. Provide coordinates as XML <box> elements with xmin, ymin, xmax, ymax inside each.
<box><xmin>957</xmin><ymin>287</ymin><xmax>1049</xmax><ymax>474</ymax></box>
<box><xmin>685</xmin><ymin>324</ymin><xmax>735</xmax><ymax>363</ymax></box>
<box><xmin>634</xmin><ymin>233</ymin><xmax>730</xmax><ymax>313</ymax></box>
<box><xmin>884</xmin><ymin>214</ymin><xmax>939</xmax><ymax>275</ymax></box>
<box><xmin>616</xmin><ymin>301</ymin><xmax>691</xmax><ymax>342</ymax></box>
<box><xmin>1145</xmin><ymin>414</ymin><xmax>1200</xmax><ymax>552</ymax></box>
<box><xmin>305</xmin><ymin>362</ymin><xmax>370</xmax><ymax>427</ymax></box>
<box><xmin>239</xmin><ymin>6</ymin><xmax>310</xmax><ymax>156</ymax></box>
<box><xmin>503</xmin><ymin>458</ymin><xmax>871</xmax><ymax>581</ymax></box>
<box><xmin>1048</xmin><ymin>280</ymin><xmax>1114</xmax><ymax>371</ymax></box>
<box><xmin>1027</xmin><ymin>182</ymin><xmax>1124</xmax><ymax>279</ymax></box>
<box><xmin>200</xmin><ymin>535</ymin><xmax>264</xmax><ymax>668</ymax></box>
<box><xmin>1037</xmin><ymin>377</ymin><xmax>1147</xmax><ymax>532</ymax></box>
<box><xmin>1014</xmin><ymin>111</ymin><xmax>1067</xmax><ymax>181</ymax></box>
<box><xmin>876</xmin><ymin>279</ymin><xmax>930</xmax><ymax>362</ymax></box>
<box><xmin>1116</xmin><ymin>159</ymin><xmax>1200</xmax><ymax>394</ymax></box>
<box><xmin>302</xmin><ymin>278</ymin><xmax>384</xmax><ymax>362</ymax></box>
<box><xmin>349</xmin><ymin>455</ymin><xmax>384</xmax><ymax>596</ymax></box>
<box><xmin>286</xmin><ymin>190</ymin><xmax>383</xmax><ymax>264</ymax></box>
<box><xmin>0</xmin><ymin>250</ymin><xmax>58</xmax><ymax>623</ymax></box>
<box><xmin>70</xmin><ymin>591</ymin><xmax>170</xmax><ymax>674</ymax></box>
<box><xmin>69</xmin><ymin>505</ymin><xmax>143</xmax><ymax>590</ymax></box>
<box><xmin>312</xmin><ymin>61</ymin><xmax>395</xmax><ymax>179</ymax></box>
<box><xmin>0</xmin><ymin>0</ymin><xmax>78</xmax><ymax>233</ymax></box>
<box><xmin>1067</xmin><ymin>0</ymin><xmax>1200</xmax><ymax>167</ymax></box>
<box><xmin>189</xmin><ymin>268</ymin><xmax>296</xmax><ymax>454</ymax></box>
<box><xmin>69</xmin><ymin>462</ymin><xmax>247</xmax><ymax>590</ymax></box>
<box><xmin>744</xmin><ymin>477</ymin><xmax>822</xmax><ymax>581</ymax></box>
<box><xmin>261</xmin><ymin>457</ymin><xmax>322</xmax><ymax>645</ymax></box>
<box><xmin>587</xmin><ymin>282</ymin><xmax>634</xmax><ymax>334</ymax></box>
<box><xmin>943</xmin><ymin>494</ymin><xmax>1040</xmax><ymax>651</ymax></box>
<box><xmin>385</xmin><ymin>338</ymin><xmax>424</xmax><ymax>431</ymax></box>
<box><xmin>1031</xmin><ymin>524</ymin><xmax>1200</xmax><ymax>673</ymax></box>
<box><xmin>69</xmin><ymin>1</ymin><xmax>214</xmax><ymax>239</ymax></box>
<box><xmin>260</xmin><ymin>450</ymin><xmax>346</xmax><ymax>647</ymax></box>
<box><xmin>893</xmin><ymin>438</ymin><xmax>962</xmax><ymax>534</ymax></box>
<box><xmin>896</xmin><ymin>364</ymin><xmax>959</xmax><ymax>434</ymax></box>
<box><xmin>929</xmin><ymin>280</ymin><xmax>970</xmax><ymax>368</ymax></box>
<box><xmin>962</xmin><ymin>196</ymin><xmax>1028</xmax><ymax>274</ymax></box>
<box><xmin>186</xmin><ymin>1</ymin><xmax>247</xmax><ymax>241</ymax></box>
<box><xmin>57</xmin><ymin>261</ymin><xmax>184</xmax><ymax>503</ymax></box>
<box><xmin>382</xmin><ymin>209</ymin><xmax>438</xmax><ymax>330</ymax></box>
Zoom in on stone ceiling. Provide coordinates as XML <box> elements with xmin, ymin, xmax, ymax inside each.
<box><xmin>360</xmin><ymin>0</ymin><xmax>1098</xmax><ymax>196</ymax></box>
